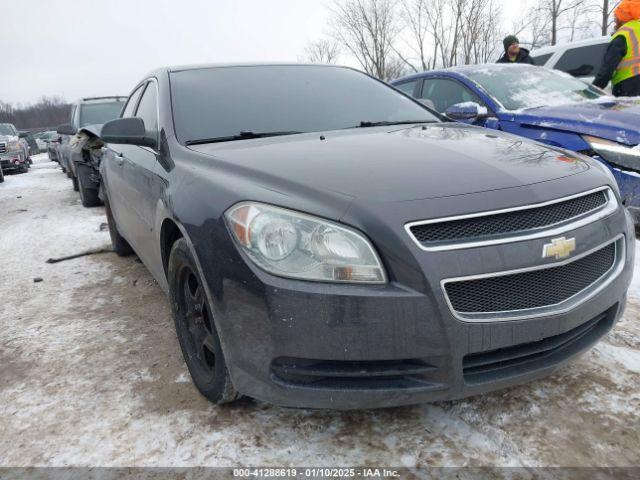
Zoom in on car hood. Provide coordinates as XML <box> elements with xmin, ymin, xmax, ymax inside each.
<box><xmin>0</xmin><ymin>135</ymin><xmax>18</xmax><ymax>142</ymax></box>
<box><xmin>504</xmin><ymin>98</ymin><xmax>640</xmax><ymax>146</ymax></box>
<box><xmin>188</xmin><ymin>124</ymin><xmax>590</xmax><ymax>202</ymax></box>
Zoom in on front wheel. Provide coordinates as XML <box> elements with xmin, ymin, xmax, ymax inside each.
<box><xmin>168</xmin><ymin>238</ymin><xmax>239</xmax><ymax>404</ymax></box>
<box><xmin>0</xmin><ymin>168</ymin><xmax>4</xmax><ymax>183</ymax></box>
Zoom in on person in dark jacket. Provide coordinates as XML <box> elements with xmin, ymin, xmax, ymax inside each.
<box><xmin>497</xmin><ymin>35</ymin><xmax>535</xmax><ymax>64</ymax></box>
<box><xmin>593</xmin><ymin>1</ymin><xmax>640</xmax><ymax>96</ymax></box>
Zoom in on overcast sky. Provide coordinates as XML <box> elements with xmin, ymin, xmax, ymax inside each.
<box><xmin>4</xmin><ymin>0</ymin><xmax>522</xmax><ymax>105</ymax></box>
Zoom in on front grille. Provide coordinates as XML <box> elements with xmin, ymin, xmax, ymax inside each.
<box><xmin>463</xmin><ymin>308</ymin><xmax>614</xmax><ymax>384</ymax></box>
<box><xmin>445</xmin><ymin>241</ymin><xmax>617</xmax><ymax>315</ymax></box>
<box><xmin>271</xmin><ymin>358</ymin><xmax>442</xmax><ymax>390</ymax></box>
<box><xmin>409</xmin><ymin>189</ymin><xmax>608</xmax><ymax>247</ymax></box>
<box><xmin>0</xmin><ymin>142</ymin><xmax>6</xmax><ymax>154</ymax></box>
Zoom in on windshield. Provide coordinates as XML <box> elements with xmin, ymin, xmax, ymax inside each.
<box><xmin>0</xmin><ymin>124</ymin><xmax>17</xmax><ymax>136</ymax></box>
<box><xmin>170</xmin><ymin>65</ymin><xmax>439</xmax><ymax>144</ymax></box>
<box><xmin>466</xmin><ymin>67</ymin><xmax>604</xmax><ymax>111</ymax></box>
<box><xmin>79</xmin><ymin>101</ymin><xmax>125</xmax><ymax>127</ymax></box>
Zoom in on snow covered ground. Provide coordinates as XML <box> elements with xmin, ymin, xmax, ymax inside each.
<box><xmin>1</xmin><ymin>154</ymin><xmax>639</xmax><ymax>467</ymax></box>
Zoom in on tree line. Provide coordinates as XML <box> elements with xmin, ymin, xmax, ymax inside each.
<box><xmin>304</xmin><ymin>0</ymin><xmax>621</xmax><ymax>80</ymax></box>
<box><xmin>0</xmin><ymin>97</ymin><xmax>71</xmax><ymax>131</ymax></box>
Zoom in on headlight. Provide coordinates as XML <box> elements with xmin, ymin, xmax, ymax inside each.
<box><xmin>7</xmin><ymin>140</ymin><xmax>21</xmax><ymax>152</ymax></box>
<box><xmin>583</xmin><ymin>135</ymin><xmax>640</xmax><ymax>172</ymax></box>
<box><xmin>225</xmin><ymin>202</ymin><xmax>387</xmax><ymax>284</ymax></box>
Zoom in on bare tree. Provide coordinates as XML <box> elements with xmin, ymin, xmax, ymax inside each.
<box><xmin>302</xmin><ymin>39</ymin><xmax>341</xmax><ymax>64</ymax></box>
<box><xmin>396</xmin><ymin>0</ymin><xmax>431</xmax><ymax>72</ymax></box>
<box><xmin>0</xmin><ymin>96</ymin><xmax>71</xmax><ymax>130</ymax></box>
<box><xmin>530</xmin><ymin>0</ymin><xmax>589</xmax><ymax>45</ymax></box>
<box><xmin>329</xmin><ymin>0</ymin><xmax>402</xmax><ymax>80</ymax></box>
<box><xmin>599</xmin><ymin>0</ymin><xmax>621</xmax><ymax>35</ymax></box>
<box><xmin>397</xmin><ymin>0</ymin><xmax>503</xmax><ymax>70</ymax></box>
<box><xmin>460</xmin><ymin>0</ymin><xmax>503</xmax><ymax>64</ymax></box>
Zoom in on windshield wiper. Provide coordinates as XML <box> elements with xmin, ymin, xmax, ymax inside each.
<box><xmin>355</xmin><ymin>120</ymin><xmax>438</xmax><ymax>128</ymax></box>
<box><xmin>185</xmin><ymin>130</ymin><xmax>303</xmax><ymax>145</ymax></box>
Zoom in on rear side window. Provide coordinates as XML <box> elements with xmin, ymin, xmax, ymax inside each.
<box><xmin>122</xmin><ymin>85</ymin><xmax>145</xmax><ymax>118</ymax></box>
<box><xmin>135</xmin><ymin>82</ymin><xmax>159</xmax><ymax>133</ymax></box>
<box><xmin>394</xmin><ymin>80</ymin><xmax>418</xmax><ymax>96</ymax></box>
<box><xmin>554</xmin><ymin>44</ymin><xmax>609</xmax><ymax>77</ymax></box>
<box><xmin>532</xmin><ymin>53</ymin><xmax>553</xmax><ymax>66</ymax></box>
<box><xmin>70</xmin><ymin>105</ymin><xmax>78</xmax><ymax>128</ymax></box>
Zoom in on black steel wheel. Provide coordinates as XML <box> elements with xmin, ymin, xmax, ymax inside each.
<box><xmin>168</xmin><ymin>238</ymin><xmax>239</xmax><ymax>404</ymax></box>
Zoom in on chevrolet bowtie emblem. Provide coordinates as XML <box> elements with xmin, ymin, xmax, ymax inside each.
<box><xmin>543</xmin><ymin>237</ymin><xmax>576</xmax><ymax>260</ymax></box>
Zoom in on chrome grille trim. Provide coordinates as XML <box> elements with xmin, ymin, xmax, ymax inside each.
<box><xmin>441</xmin><ymin>235</ymin><xmax>625</xmax><ymax>323</ymax></box>
<box><xmin>405</xmin><ymin>186</ymin><xmax>617</xmax><ymax>252</ymax></box>
<box><xmin>0</xmin><ymin>142</ymin><xmax>7</xmax><ymax>154</ymax></box>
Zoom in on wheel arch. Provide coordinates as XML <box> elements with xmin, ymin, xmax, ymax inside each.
<box><xmin>160</xmin><ymin>217</ymin><xmax>185</xmax><ymax>279</ymax></box>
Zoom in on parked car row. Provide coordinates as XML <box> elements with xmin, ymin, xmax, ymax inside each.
<box><xmin>0</xmin><ymin>123</ymin><xmax>31</xmax><ymax>180</ymax></box>
<box><xmin>75</xmin><ymin>63</ymin><xmax>633</xmax><ymax>409</ymax></box>
<box><xmin>55</xmin><ymin>96</ymin><xmax>126</xmax><ymax>206</ymax></box>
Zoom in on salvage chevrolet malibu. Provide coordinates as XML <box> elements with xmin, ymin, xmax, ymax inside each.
<box><xmin>99</xmin><ymin>64</ymin><xmax>634</xmax><ymax>409</ymax></box>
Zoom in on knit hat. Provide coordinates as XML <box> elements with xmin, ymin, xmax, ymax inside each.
<box><xmin>615</xmin><ymin>0</ymin><xmax>640</xmax><ymax>23</ymax></box>
<box><xmin>503</xmin><ymin>35</ymin><xmax>519</xmax><ymax>51</ymax></box>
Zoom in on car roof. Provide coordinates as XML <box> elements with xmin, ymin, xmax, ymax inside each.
<box><xmin>392</xmin><ymin>63</ymin><xmax>540</xmax><ymax>84</ymax></box>
<box><xmin>165</xmin><ymin>62</ymin><xmax>349</xmax><ymax>73</ymax></box>
<box><xmin>530</xmin><ymin>36</ymin><xmax>610</xmax><ymax>56</ymax></box>
<box><xmin>77</xmin><ymin>96</ymin><xmax>127</xmax><ymax>104</ymax></box>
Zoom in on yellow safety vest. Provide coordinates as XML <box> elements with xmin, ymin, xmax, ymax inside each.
<box><xmin>612</xmin><ymin>19</ymin><xmax>640</xmax><ymax>85</ymax></box>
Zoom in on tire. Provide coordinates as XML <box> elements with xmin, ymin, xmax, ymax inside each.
<box><xmin>104</xmin><ymin>196</ymin><xmax>133</xmax><ymax>256</ymax></box>
<box><xmin>71</xmin><ymin>173</ymin><xmax>79</xmax><ymax>191</ymax></box>
<box><xmin>168</xmin><ymin>238</ymin><xmax>239</xmax><ymax>404</ymax></box>
<box><xmin>0</xmin><ymin>168</ymin><xmax>4</xmax><ymax>183</ymax></box>
<box><xmin>77</xmin><ymin>166</ymin><xmax>100</xmax><ymax>207</ymax></box>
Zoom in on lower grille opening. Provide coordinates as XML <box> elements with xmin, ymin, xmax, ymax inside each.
<box><xmin>463</xmin><ymin>307</ymin><xmax>615</xmax><ymax>385</ymax></box>
<box><xmin>271</xmin><ymin>358</ymin><xmax>440</xmax><ymax>390</ymax></box>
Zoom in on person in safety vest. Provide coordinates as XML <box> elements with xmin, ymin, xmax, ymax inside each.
<box><xmin>593</xmin><ymin>0</ymin><xmax>640</xmax><ymax>96</ymax></box>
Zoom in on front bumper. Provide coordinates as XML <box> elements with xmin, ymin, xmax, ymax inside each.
<box><xmin>208</xmin><ymin>203</ymin><xmax>634</xmax><ymax>410</ymax></box>
<box><xmin>0</xmin><ymin>154</ymin><xmax>27</xmax><ymax>171</ymax></box>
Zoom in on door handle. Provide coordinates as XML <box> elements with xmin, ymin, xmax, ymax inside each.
<box><xmin>115</xmin><ymin>154</ymin><xmax>124</xmax><ymax>166</ymax></box>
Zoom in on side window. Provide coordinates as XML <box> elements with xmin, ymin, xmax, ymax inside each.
<box><xmin>419</xmin><ymin>78</ymin><xmax>484</xmax><ymax>113</ymax></box>
<box><xmin>70</xmin><ymin>105</ymin><xmax>78</xmax><ymax>128</ymax></box>
<box><xmin>395</xmin><ymin>80</ymin><xmax>418</xmax><ymax>96</ymax></box>
<box><xmin>532</xmin><ymin>53</ymin><xmax>553</xmax><ymax>66</ymax></box>
<box><xmin>554</xmin><ymin>44</ymin><xmax>609</xmax><ymax>77</ymax></box>
<box><xmin>122</xmin><ymin>84</ymin><xmax>146</xmax><ymax>118</ymax></box>
<box><xmin>135</xmin><ymin>81</ymin><xmax>159</xmax><ymax>133</ymax></box>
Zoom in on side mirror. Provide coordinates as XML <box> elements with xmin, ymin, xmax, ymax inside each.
<box><xmin>57</xmin><ymin>123</ymin><xmax>77</xmax><ymax>135</ymax></box>
<box><xmin>18</xmin><ymin>131</ymin><xmax>28</xmax><ymax>138</ymax></box>
<box><xmin>100</xmin><ymin>117</ymin><xmax>157</xmax><ymax>148</ymax></box>
<box><xmin>445</xmin><ymin>102</ymin><xmax>488</xmax><ymax>121</ymax></box>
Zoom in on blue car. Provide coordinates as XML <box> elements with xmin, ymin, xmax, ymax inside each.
<box><xmin>392</xmin><ymin>64</ymin><xmax>640</xmax><ymax>224</ymax></box>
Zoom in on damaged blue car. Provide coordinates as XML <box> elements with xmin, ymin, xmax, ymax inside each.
<box><xmin>392</xmin><ymin>64</ymin><xmax>640</xmax><ymax>225</ymax></box>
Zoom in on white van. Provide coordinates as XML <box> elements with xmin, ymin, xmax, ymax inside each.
<box><xmin>530</xmin><ymin>36</ymin><xmax>611</xmax><ymax>85</ymax></box>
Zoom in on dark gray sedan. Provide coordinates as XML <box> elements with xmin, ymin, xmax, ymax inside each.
<box><xmin>99</xmin><ymin>64</ymin><xmax>634</xmax><ymax>409</ymax></box>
